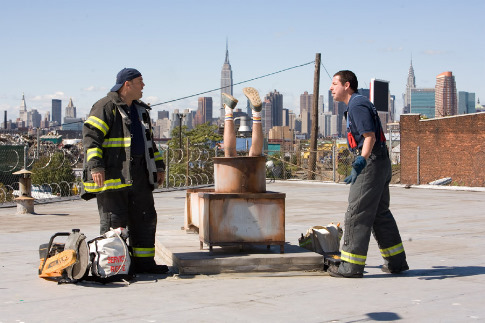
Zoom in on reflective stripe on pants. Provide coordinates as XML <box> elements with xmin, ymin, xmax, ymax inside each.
<box><xmin>339</xmin><ymin>147</ymin><xmax>406</xmax><ymax>275</ymax></box>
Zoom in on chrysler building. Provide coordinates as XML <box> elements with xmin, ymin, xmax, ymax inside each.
<box><xmin>403</xmin><ymin>59</ymin><xmax>416</xmax><ymax>114</ymax></box>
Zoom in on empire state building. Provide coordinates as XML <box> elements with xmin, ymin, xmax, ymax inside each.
<box><xmin>220</xmin><ymin>41</ymin><xmax>233</xmax><ymax>123</ymax></box>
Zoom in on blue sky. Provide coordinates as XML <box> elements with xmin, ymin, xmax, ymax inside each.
<box><xmin>2</xmin><ymin>0</ymin><xmax>484</xmax><ymax>121</ymax></box>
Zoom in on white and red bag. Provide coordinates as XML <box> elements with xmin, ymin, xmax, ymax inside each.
<box><xmin>88</xmin><ymin>228</ymin><xmax>132</xmax><ymax>281</ymax></box>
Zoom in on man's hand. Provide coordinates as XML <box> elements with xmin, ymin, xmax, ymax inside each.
<box><xmin>344</xmin><ymin>156</ymin><xmax>367</xmax><ymax>185</ymax></box>
<box><xmin>91</xmin><ymin>171</ymin><xmax>105</xmax><ymax>187</ymax></box>
<box><xmin>157</xmin><ymin>171</ymin><xmax>165</xmax><ymax>186</ymax></box>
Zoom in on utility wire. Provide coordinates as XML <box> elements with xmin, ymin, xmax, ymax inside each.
<box><xmin>18</xmin><ymin>60</ymin><xmax>318</xmax><ymax>131</ymax></box>
<box><xmin>321</xmin><ymin>61</ymin><xmax>333</xmax><ymax>80</ymax></box>
<box><xmin>149</xmin><ymin>61</ymin><xmax>315</xmax><ymax>107</ymax></box>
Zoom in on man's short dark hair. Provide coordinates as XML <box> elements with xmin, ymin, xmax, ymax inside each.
<box><xmin>334</xmin><ymin>70</ymin><xmax>358</xmax><ymax>93</ymax></box>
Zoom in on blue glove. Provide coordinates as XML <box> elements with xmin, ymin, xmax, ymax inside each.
<box><xmin>344</xmin><ymin>156</ymin><xmax>367</xmax><ymax>184</ymax></box>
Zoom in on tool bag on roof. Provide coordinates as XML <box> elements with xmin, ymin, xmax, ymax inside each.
<box><xmin>88</xmin><ymin>227</ymin><xmax>133</xmax><ymax>283</ymax></box>
<box><xmin>298</xmin><ymin>223</ymin><xmax>343</xmax><ymax>255</ymax></box>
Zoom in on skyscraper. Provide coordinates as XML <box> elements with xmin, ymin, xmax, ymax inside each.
<box><xmin>158</xmin><ymin>110</ymin><xmax>169</xmax><ymax>120</ymax></box>
<box><xmin>411</xmin><ymin>88</ymin><xmax>435</xmax><ymax>118</ymax></box>
<box><xmin>41</xmin><ymin>112</ymin><xmax>50</xmax><ymax>128</ymax></box>
<box><xmin>288</xmin><ymin>110</ymin><xmax>297</xmax><ymax>131</ymax></box>
<box><xmin>27</xmin><ymin>109</ymin><xmax>41</xmax><ymax>128</ymax></box>
<box><xmin>63</xmin><ymin>98</ymin><xmax>83</xmax><ymax>131</ymax></box>
<box><xmin>282</xmin><ymin>108</ymin><xmax>289</xmax><ymax>127</ymax></box>
<box><xmin>458</xmin><ymin>91</ymin><xmax>476</xmax><ymax>114</ymax></box>
<box><xmin>184</xmin><ymin>108</ymin><xmax>194</xmax><ymax>130</ymax></box>
<box><xmin>195</xmin><ymin>97</ymin><xmax>213</xmax><ymax>126</ymax></box>
<box><xmin>300</xmin><ymin>91</ymin><xmax>324</xmax><ymax>137</ymax></box>
<box><xmin>262</xmin><ymin>98</ymin><xmax>272</xmax><ymax>134</ymax></box>
<box><xmin>19</xmin><ymin>93</ymin><xmax>28</xmax><ymax>123</ymax></box>
<box><xmin>264</xmin><ymin>90</ymin><xmax>283</xmax><ymax>128</ymax></box>
<box><xmin>220</xmin><ymin>40</ymin><xmax>233</xmax><ymax>123</ymax></box>
<box><xmin>65</xmin><ymin>98</ymin><xmax>76</xmax><ymax>118</ymax></box>
<box><xmin>403</xmin><ymin>59</ymin><xmax>416</xmax><ymax>115</ymax></box>
<box><xmin>435</xmin><ymin>71</ymin><xmax>457</xmax><ymax>117</ymax></box>
<box><xmin>390</xmin><ymin>95</ymin><xmax>396</xmax><ymax>121</ymax></box>
<box><xmin>52</xmin><ymin>99</ymin><xmax>62</xmax><ymax>125</ymax></box>
<box><xmin>300</xmin><ymin>91</ymin><xmax>312</xmax><ymax>136</ymax></box>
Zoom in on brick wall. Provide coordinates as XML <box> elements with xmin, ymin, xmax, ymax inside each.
<box><xmin>400</xmin><ymin>113</ymin><xmax>485</xmax><ymax>187</ymax></box>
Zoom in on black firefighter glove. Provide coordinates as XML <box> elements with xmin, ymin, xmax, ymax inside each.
<box><xmin>344</xmin><ymin>156</ymin><xmax>367</xmax><ymax>184</ymax></box>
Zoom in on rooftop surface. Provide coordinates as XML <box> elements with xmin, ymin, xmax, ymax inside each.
<box><xmin>1</xmin><ymin>181</ymin><xmax>484</xmax><ymax>322</ymax></box>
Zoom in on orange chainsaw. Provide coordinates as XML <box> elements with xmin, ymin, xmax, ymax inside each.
<box><xmin>38</xmin><ymin>229</ymin><xmax>90</xmax><ymax>282</ymax></box>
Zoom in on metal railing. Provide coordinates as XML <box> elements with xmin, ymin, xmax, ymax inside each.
<box><xmin>0</xmin><ymin>140</ymin><xmax>218</xmax><ymax>205</ymax></box>
<box><xmin>0</xmin><ymin>139</ymin><xmax>401</xmax><ymax>206</ymax></box>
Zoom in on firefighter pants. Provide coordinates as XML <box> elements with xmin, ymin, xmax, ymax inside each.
<box><xmin>339</xmin><ymin>146</ymin><xmax>407</xmax><ymax>275</ymax></box>
<box><xmin>97</xmin><ymin>155</ymin><xmax>158</xmax><ymax>268</ymax></box>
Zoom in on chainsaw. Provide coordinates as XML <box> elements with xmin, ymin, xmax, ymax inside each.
<box><xmin>38</xmin><ymin>229</ymin><xmax>90</xmax><ymax>283</ymax></box>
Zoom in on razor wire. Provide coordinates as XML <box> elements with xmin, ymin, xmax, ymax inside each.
<box><xmin>0</xmin><ymin>142</ymin><xmax>219</xmax><ymax>205</ymax></box>
<box><xmin>0</xmin><ymin>138</ymin><xmax>402</xmax><ymax>206</ymax></box>
<box><xmin>157</xmin><ymin>144</ymin><xmax>217</xmax><ymax>189</ymax></box>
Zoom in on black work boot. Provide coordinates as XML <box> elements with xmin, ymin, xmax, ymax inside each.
<box><xmin>327</xmin><ymin>265</ymin><xmax>364</xmax><ymax>278</ymax></box>
<box><xmin>134</xmin><ymin>259</ymin><xmax>170</xmax><ymax>274</ymax></box>
<box><xmin>327</xmin><ymin>259</ymin><xmax>364</xmax><ymax>278</ymax></box>
<box><xmin>381</xmin><ymin>262</ymin><xmax>409</xmax><ymax>274</ymax></box>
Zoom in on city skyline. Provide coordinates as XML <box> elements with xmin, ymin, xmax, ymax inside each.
<box><xmin>2</xmin><ymin>0</ymin><xmax>483</xmax><ymax>122</ymax></box>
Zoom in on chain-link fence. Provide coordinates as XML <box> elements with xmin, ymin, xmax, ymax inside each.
<box><xmin>0</xmin><ymin>136</ymin><xmax>401</xmax><ymax>206</ymax></box>
<box><xmin>263</xmin><ymin>144</ymin><xmax>400</xmax><ymax>183</ymax></box>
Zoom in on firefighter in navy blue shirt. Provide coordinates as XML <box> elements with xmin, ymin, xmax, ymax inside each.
<box><xmin>328</xmin><ymin>70</ymin><xmax>408</xmax><ymax>278</ymax></box>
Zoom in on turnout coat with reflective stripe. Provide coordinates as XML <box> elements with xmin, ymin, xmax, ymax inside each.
<box><xmin>81</xmin><ymin>92</ymin><xmax>165</xmax><ymax>200</ymax></box>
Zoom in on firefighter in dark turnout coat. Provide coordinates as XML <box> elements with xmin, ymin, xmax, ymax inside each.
<box><xmin>82</xmin><ymin>68</ymin><xmax>168</xmax><ymax>274</ymax></box>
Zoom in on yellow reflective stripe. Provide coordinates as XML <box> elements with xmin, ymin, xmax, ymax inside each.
<box><xmin>132</xmin><ymin>247</ymin><xmax>155</xmax><ymax>258</ymax></box>
<box><xmin>380</xmin><ymin>243</ymin><xmax>404</xmax><ymax>258</ymax></box>
<box><xmin>87</xmin><ymin>147</ymin><xmax>103</xmax><ymax>161</ymax></box>
<box><xmin>85</xmin><ymin>116</ymin><xmax>109</xmax><ymax>136</ymax></box>
<box><xmin>102</xmin><ymin>137</ymin><xmax>131</xmax><ymax>148</ymax></box>
<box><xmin>340</xmin><ymin>250</ymin><xmax>366</xmax><ymax>265</ymax></box>
<box><xmin>83</xmin><ymin>179</ymin><xmax>131</xmax><ymax>193</ymax></box>
<box><xmin>154</xmin><ymin>151</ymin><xmax>163</xmax><ymax>161</ymax></box>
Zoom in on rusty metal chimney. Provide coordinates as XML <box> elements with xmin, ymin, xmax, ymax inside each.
<box><xmin>213</xmin><ymin>156</ymin><xmax>266</xmax><ymax>193</ymax></box>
